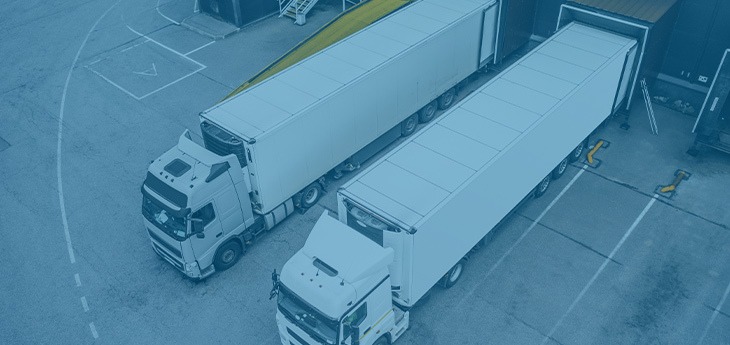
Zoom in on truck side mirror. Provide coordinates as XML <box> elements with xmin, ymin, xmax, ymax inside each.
<box><xmin>190</xmin><ymin>218</ymin><xmax>204</xmax><ymax>237</ymax></box>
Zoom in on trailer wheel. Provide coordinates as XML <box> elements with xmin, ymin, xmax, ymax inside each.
<box><xmin>551</xmin><ymin>157</ymin><xmax>569</xmax><ymax>180</ymax></box>
<box><xmin>534</xmin><ymin>174</ymin><xmax>551</xmax><ymax>198</ymax></box>
<box><xmin>569</xmin><ymin>138</ymin><xmax>588</xmax><ymax>162</ymax></box>
<box><xmin>418</xmin><ymin>101</ymin><xmax>438</xmax><ymax>123</ymax></box>
<box><xmin>438</xmin><ymin>88</ymin><xmax>456</xmax><ymax>110</ymax></box>
<box><xmin>441</xmin><ymin>259</ymin><xmax>466</xmax><ymax>289</ymax></box>
<box><xmin>299</xmin><ymin>183</ymin><xmax>323</xmax><ymax>209</ymax></box>
<box><xmin>401</xmin><ymin>114</ymin><xmax>418</xmax><ymax>137</ymax></box>
<box><xmin>214</xmin><ymin>241</ymin><xmax>243</xmax><ymax>271</ymax></box>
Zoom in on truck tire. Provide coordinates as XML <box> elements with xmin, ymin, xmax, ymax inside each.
<box><xmin>551</xmin><ymin>157</ymin><xmax>569</xmax><ymax>180</ymax></box>
<box><xmin>438</xmin><ymin>88</ymin><xmax>456</xmax><ymax>110</ymax></box>
<box><xmin>533</xmin><ymin>174</ymin><xmax>551</xmax><ymax>198</ymax></box>
<box><xmin>418</xmin><ymin>101</ymin><xmax>438</xmax><ymax>123</ymax></box>
<box><xmin>299</xmin><ymin>182</ymin><xmax>323</xmax><ymax>209</ymax></box>
<box><xmin>568</xmin><ymin>138</ymin><xmax>588</xmax><ymax>162</ymax></box>
<box><xmin>373</xmin><ymin>336</ymin><xmax>390</xmax><ymax>345</ymax></box>
<box><xmin>441</xmin><ymin>259</ymin><xmax>466</xmax><ymax>289</ymax></box>
<box><xmin>401</xmin><ymin>114</ymin><xmax>418</xmax><ymax>137</ymax></box>
<box><xmin>214</xmin><ymin>241</ymin><xmax>243</xmax><ymax>271</ymax></box>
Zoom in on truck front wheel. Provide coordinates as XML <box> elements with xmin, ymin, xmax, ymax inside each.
<box><xmin>214</xmin><ymin>241</ymin><xmax>243</xmax><ymax>271</ymax></box>
<box><xmin>441</xmin><ymin>259</ymin><xmax>466</xmax><ymax>288</ymax></box>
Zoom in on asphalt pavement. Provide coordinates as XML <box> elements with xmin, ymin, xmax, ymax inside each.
<box><xmin>1</xmin><ymin>0</ymin><xmax>728</xmax><ymax>344</ymax></box>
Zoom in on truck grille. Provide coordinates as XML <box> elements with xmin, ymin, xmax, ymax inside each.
<box><xmin>200</xmin><ymin>121</ymin><xmax>247</xmax><ymax>167</ymax></box>
<box><xmin>287</xmin><ymin>328</ymin><xmax>310</xmax><ymax>345</ymax></box>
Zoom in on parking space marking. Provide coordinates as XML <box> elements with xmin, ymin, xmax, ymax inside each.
<box><xmin>697</xmin><ymin>279</ymin><xmax>730</xmax><ymax>345</ymax></box>
<box><xmin>457</xmin><ymin>165</ymin><xmax>588</xmax><ymax>307</ymax></box>
<box><xmin>185</xmin><ymin>40</ymin><xmax>215</xmax><ymax>56</ymax></box>
<box><xmin>74</xmin><ymin>273</ymin><xmax>82</xmax><ymax>287</ymax></box>
<box><xmin>81</xmin><ymin>296</ymin><xmax>90</xmax><ymax>312</ymax></box>
<box><xmin>126</xmin><ymin>25</ymin><xmax>205</xmax><ymax>68</ymax></box>
<box><xmin>541</xmin><ymin>194</ymin><xmax>658</xmax><ymax>344</ymax></box>
<box><xmin>89</xmin><ymin>322</ymin><xmax>99</xmax><ymax>339</ymax></box>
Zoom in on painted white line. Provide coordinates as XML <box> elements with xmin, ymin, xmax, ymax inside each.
<box><xmin>138</xmin><ymin>66</ymin><xmax>205</xmax><ymax>99</ymax></box>
<box><xmin>184</xmin><ymin>40</ymin><xmax>215</xmax><ymax>56</ymax></box>
<box><xmin>541</xmin><ymin>195</ymin><xmax>658</xmax><ymax>344</ymax></box>
<box><xmin>81</xmin><ymin>296</ymin><xmax>89</xmax><ymax>312</ymax></box>
<box><xmin>58</xmin><ymin>0</ymin><xmax>121</xmax><ymax>264</ymax></box>
<box><xmin>86</xmin><ymin>67</ymin><xmax>143</xmax><ymax>100</ymax></box>
<box><xmin>697</xmin><ymin>279</ymin><xmax>730</xmax><ymax>345</ymax></box>
<box><xmin>74</xmin><ymin>273</ymin><xmax>82</xmax><ymax>287</ymax></box>
<box><xmin>121</xmin><ymin>38</ymin><xmax>151</xmax><ymax>53</ymax></box>
<box><xmin>156</xmin><ymin>0</ymin><xmax>180</xmax><ymax>25</ymax></box>
<box><xmin>126</xmin><ymin>25</ymin><xmax>206</xmax><ymax>68</ymax></box>
<box><xmin>457</xmin><ymin>165</ymin><xmax>587</xmax><ymax>307</ymax></box>
<box><xmin>89</xmin><ymin>322</ymin><xmax>99</xmax><ymax>339</ymax></box>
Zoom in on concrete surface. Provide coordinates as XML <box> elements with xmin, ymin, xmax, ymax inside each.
<box><xmin>0</xmin><ymin>0</ymin><xmax>728</xmax><ymax>344</ymax></box>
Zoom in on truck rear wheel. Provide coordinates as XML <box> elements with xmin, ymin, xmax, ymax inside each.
<box><xmin>299</xmin><ymin>182</ymin><xmax>323</xmax><ymax>209</ymax></box>
<box><xmin>552</xmin><ymin>157</ymin><xmax>569</xmax><ymax>180</ymax></box>
<box><xmin>441</xmin><ymin>259</ymin><xmax>466</xmax><ymax>288</ymax></box>
<box><xmin>438</xmin><ymin>88</ymin><xmax>456</xmax><ymax>110</ymax></box>
<box><xmin>418</xmin><ymin>101</ymin><xmax>438</xmax><ymax>123</ymax></box>
<box><xmin>401</xmin><ymin>114</ymin><xmax>418</xmax><ymax>137</ymax></box>
<box><xmin>214</xmin><ymin>241</ymin><xmax>242</xmax><ymax>271</ymax></box>
<box><xmin>569</xmin><ymin>138</ymin><xmax>588</xmax><ymax>162</ymax></box>
<box><xmin>534</xmin><ymin>174</ymin><xmax>551</xmax><ymax>198</ymax></box>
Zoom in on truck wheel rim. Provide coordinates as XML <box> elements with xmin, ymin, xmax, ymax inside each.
<box><xmin>442</xmin><ymin>92</ymin><xmax>454</xmax><ymax>107</ymax></box>
<box><xmin>222</xmin><ymin>249</ymin><xmax>236</xmax><ymax>263</ymax></box>
<box><xmin>573</xmin><ymin>144</ymin><xmax>584</xmax><ymax>159</ymax></box>
<box><xmin>539</xmin><ymin>176</ymin><xmax>550</xmax><ymax>192</ymax></box>
<box><xmin>450</xmin><ymin>264</ymin><xmax>462</xmax><ymax>282</ymax></box>
<box><xmin>557</xmin><ymin>159</ymin><xmax>568</xmax><ymax>174</ymax></box>
<box><xmin>304</xmin><ymin>188</ymin><xmax>318</xmax><ymax>204</ymax></box>
<box><xmin>405</xmin><ymin>117</ymin><xmax>416</xmax><ymax>132</ymax></box>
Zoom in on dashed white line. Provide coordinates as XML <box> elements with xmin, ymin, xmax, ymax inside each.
<box><xmin>89</xmin><ymin>322</ymin><xmax>99</xmax><ymax>339</ymax></box>
<box><xmin>81</xmin><ymin>296</ymin><xmax>90</xmax><ymax>312</ymax></box>
<box><xmin>58</xmin><ymin>0</ymin><xmax>120</xmax><ymax>339</ymax></box>
<box><xmin>184</xmin><ymin>40</ymin><xmax>215</xmax><ymax>56</ymax></box>
<box><xmin>541</xmin><ymin>195</ymin><xmax>658</xmax><ymax>344</ymax></box>
<box><xmin>697</xmin><ymin>279</ymin><xmax>730</xmax><ymax>345</ymax></box>
<box><xmin>457</xmin><ymin>165</ymin><xmax>587</xmax><ymax>307</ymax></box>
<box><xmin>74</xmin><ymin>273</ymin><xmax>82</xmax><ymax>287</ymax></box>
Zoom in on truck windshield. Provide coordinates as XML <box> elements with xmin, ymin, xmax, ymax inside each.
<box><xmin>277</xmin><ymin>284</ymin><xmax>338</xmax><ymax>345</ymax></box>
<box><xmin>142</xmin><ymin>195</ymin><xmax>187</xmax><ymax>241</ymax></box>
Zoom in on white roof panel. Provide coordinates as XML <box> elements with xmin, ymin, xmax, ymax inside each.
<box><xmin>460</xmin><ymin>93</ymin><xmax>540</xmax><ymax>132</ymax></box>
<box><xmin>387</xmin><ymin>143</ymin><xmax>474</xmax><ymax>192</ymax></box>
<box><xmin>215</xmin><ymin>93</ymin><xmax>289</xmax><ymax>135</ymax></box>
<box><xmin>342</xmin><ymin>23</ymin><xmax>636</xmax><ymax>229</ymax></box>
<box><xmin>367</xmin><ymin>20</ymin><xmax>428</xmax><ymax>46</ymax></box>
<box><xmin>483</xmin><ymin>79</ymin><xmax>559</xmax><ymax>115</ymax></box>
<box><xmin>440</xmin><ymin>108</ymin><xmax>521</xmax><ymax>150</ymax></box>
<box><xmin>409</xmin><ymin>1</ymin><xmax>463</xmax><ymax>23</ymax></box>
<box><xmin>520</xmin><ymin>53</ymin><xmax>592</xmax><ymax>84</ymax></box>
<box><xmin>389</xmin><ymin>10</ymin><xmax>446</xmax><ymax>34</ymax></box>
<box><xmin>249</xmin><ymin>78</ymin><xmax>317</xmax><ymax>115</ymax></box>
<box><xmin>360</xmin><ymin>161</ymin><xmax>448</xmax><ymax>216</ymax></box>
<box><xmin>348</xmin><ymin>31</ymin><xmax>409</xmax><ymax>58</ymax></box>
<box><xmin>430</xmin><ymin>0</ymin><xmax>484</xmax><ymax>14</ymax></box>
<box><xmin>300</xmin><ymin>53</ymin><xmax>365</xmax><ymax>85</ymax></box>
<box><xmin>276</xmin><ymin>66</ymin><xmax>343</xmax><ymax>99</ymax></box>
<box><xmin>325</xmin><ymin>41</ymin><xmax>388</xmax><ymax>71</ymax></box>
<box><xmin>554</xmin><ymin>29</ymin><xmax>624</xmax><ymax>57</ymax></box>
<box><xmin>414</xmin><ymin>124</ymin><xmax>498</xmax><ymax>170</ymax></box>
<box><xmin>570</xmin><ymin>24</ymin><xmax>632</xmax><ymax>45</ymax></box>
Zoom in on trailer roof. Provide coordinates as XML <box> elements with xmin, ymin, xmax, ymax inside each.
<box><xmin>341</xmin><ymin>23</ymin><xmax>635</xmax><ymax>229</ymax></box>
<box><xmin>202</xmin><ymin>0</ymin><xmax>495</xmax><ymax>140</ymax></box>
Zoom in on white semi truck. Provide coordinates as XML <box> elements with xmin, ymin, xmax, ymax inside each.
<box><xmin>272</xmin><ymin>20</ymin><xmax>640</xmax><ymax>345</ymax></box>
<box><xmin>142</xmin><ymin>0</ymin><xmax>504</xmax><ymax>279</ymax></box>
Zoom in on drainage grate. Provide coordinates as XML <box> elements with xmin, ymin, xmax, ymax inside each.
<box><xmin>0</xmin><ymin>136</ymin><xmax>9</xmax><ymax>152</ymax></box>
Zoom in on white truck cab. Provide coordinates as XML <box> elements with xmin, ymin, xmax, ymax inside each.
<box><xmin>142</xmin><ymin>130</ymin><xmax>263</xmax><ymax>279</ymax></box>
<box><xmin>274</xmin><ymin>213</ymin><xmax>409</xmax><ymax>345</ymax></box>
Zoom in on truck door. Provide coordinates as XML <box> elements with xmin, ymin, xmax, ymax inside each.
<box><xmin>190</xmin><ymin>202</ymin><xmax>222</xmax><ymax>263</ymax></box>
<box><xmin>478</xmin><ymin>4</ymin><xmax>499</xmax><ymax>67</ymax></box>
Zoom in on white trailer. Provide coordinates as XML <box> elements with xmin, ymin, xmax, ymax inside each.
<box><xmin>143</xmin><ymin>0</ymin><xmax>502</xmax><ymax>279</ymax></box>
<box><xmin>274</xmin><ymin>21</ymin><xmax>639</xmax><ymax>345</ymax></box>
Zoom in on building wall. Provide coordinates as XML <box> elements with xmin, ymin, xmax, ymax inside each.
<box><xmin>533</xmin><ymin>0</ymin><xmax>730</xmax><ymax>88</ymax></box>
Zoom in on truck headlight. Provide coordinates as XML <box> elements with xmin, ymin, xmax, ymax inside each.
<box><xmin>185</xmin><ymin>262</ymin><xmax>198</xmax><ymax>272</ymax></box>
